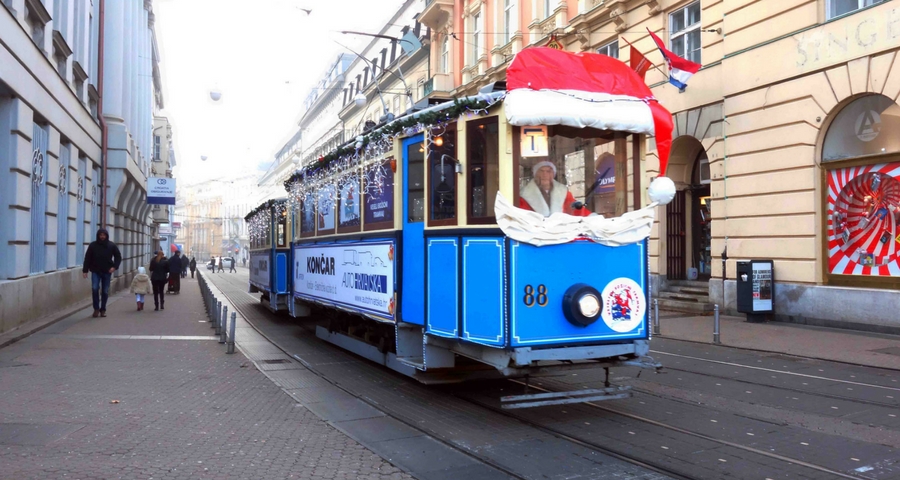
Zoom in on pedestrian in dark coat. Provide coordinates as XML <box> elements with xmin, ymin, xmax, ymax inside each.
<box><xmin>168</xmin><ymin>251</ymin><xmax>183</xmax><ymax>294</ymax></box>
<box><xmin>228</xmin><ymin>256</ymin><xmax>236</xmax><ymax>273</ymax></box>
<box><xmin>181</xmin><ymin>254</ymin><xmax>190</xmax><ymax>278</ymax></box>
<box><xmin>189</xmin><ymin>257</ymin><xmax>197</xmax><ymax>278</ymax></box>
<box><xmin>82</xmin><ymin>228</ymin><xmax>122</xmax><ymax>317</ymax></box>
<box><xmin>149</xmin><ymin>250</ymin><xmax>169</xmax><ymax>310</ymax></box>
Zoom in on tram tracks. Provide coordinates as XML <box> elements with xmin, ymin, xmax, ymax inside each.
<box><xmin>211</xmin><ymin>273</ymin><xmax>889</xmax><ymax>479</ymax></box>
<box><xmin>453</xmin><ymin>379</ymin><xmax>870</xmax><ymax>480</ymax></box>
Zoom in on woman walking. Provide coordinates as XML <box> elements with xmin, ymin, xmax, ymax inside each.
<box><xmin>129</xmin><ymin>266</ymin><xmax>152</xmax><ymax>311</ymax></box>
<box><xmin>189</xmin><ymin>257</ymin><xmax>197</xmax><ymax>279</ymax></box>
<box><xmin>149</xmin><ymin>250</ymin><xmax>169</xmax><ymax>311</ymax></box>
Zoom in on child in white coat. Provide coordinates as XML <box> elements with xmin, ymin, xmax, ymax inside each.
<box><xmin>130</xmin><ymin>267</ymin><xmax>152</xmax><ymax>311</ymax></box>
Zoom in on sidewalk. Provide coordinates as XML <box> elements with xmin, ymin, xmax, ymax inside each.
<box><xmin>0</xmin><ymin>274</ymin><xmax>410</xmax><ymax>480</ymax></box>
<box><xmin>656</xmin><ymin>310</ymin><xmax>900</xmax><ymax>370</ymax></box>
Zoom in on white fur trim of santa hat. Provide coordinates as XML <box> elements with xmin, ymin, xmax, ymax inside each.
<box><xmin>532</xmin><ymin>160</ymin><xmax>557</xmax><ymax>177</ymax></box>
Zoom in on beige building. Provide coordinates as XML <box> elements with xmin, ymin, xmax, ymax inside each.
<box><xmin>415</xmin><ymin>0</ymin><xmax>900</xmax><ymax>332</ymax></box>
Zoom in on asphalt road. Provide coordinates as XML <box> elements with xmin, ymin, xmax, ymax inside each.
<box><xmin>207</xmin><ymin>269</ymin><xmax>900</xmax><ymax>480</ymax></box>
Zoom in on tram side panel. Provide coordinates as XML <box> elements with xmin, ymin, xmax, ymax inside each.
<box><xmin>248</xmin><ymin>249</ymin><xmax>269</xmax><ymax>293</ymax></box>
<box><xmin>426</xmin><ymin>235</ymin><xmax>649</xmax><ymax>349</ymax></box>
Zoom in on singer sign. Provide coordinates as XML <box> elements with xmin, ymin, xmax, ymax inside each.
<box><xmin>148</xmin><ymin>177</ymin><xmax>176</xmax><ymax>205</ymax></box>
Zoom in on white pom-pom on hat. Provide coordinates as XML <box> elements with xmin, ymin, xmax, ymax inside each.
<box><xmin>648</xmin><ymin>176</ymin><xmax>676</xmax><ymax>205</ymax></box>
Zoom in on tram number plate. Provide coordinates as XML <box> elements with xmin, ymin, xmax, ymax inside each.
<box><xmin>523</xmin><ymin>284</ymin><xmax>548</xmax><ymax>307</ymax></box>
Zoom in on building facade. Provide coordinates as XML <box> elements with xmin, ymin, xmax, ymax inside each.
<box><xmin>417</xmin><ymin>0</ymin><xmax>899</xmax><ymax>332</ymax></box>
<box><xmin>151</xmin><ymin>115</ymin><xmax>176</xmax><ymax>254</ymax></box>
<box><xmin>0</xmin><ymin>0</ymin><xmax>164</xmax><ymax>333</ymax></box>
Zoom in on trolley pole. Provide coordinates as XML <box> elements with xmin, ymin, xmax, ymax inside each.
<box><xmin>713</xmin><ymin>304</ymin><xmax>721</xmax><ymax>344</ymax></box>
<box><xmin>227</xmin><ymin>312</ymin><xmax>237</xmax><ymax>354</ymax></box>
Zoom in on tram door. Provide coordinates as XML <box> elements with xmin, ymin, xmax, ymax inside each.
<box><xmin>401</xmin><ymin>134</ymin><xmax>426</xmax><ymax>325</ymax></box>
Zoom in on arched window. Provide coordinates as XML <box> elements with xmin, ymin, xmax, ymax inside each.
<box><xmin>822</xmin><ymin>94</ymin><xmax>900</xmax><ymax>287</ymax></box>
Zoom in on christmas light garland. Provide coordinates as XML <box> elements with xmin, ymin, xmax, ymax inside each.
<box><xmin>282</xmin><ymin>95</ymin><xmax>505</xmax><ymax>216</ymax></box>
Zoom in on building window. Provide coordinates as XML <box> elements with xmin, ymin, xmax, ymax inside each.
<box><xmin>828</xmin><ymin>0</ymin><xmax>884</xmax><ymax>19</ymax></box>
<box><xmin>467</xmin><ymin>117</ymin><xmax>499</xmax><ymax>223</ymax></box>
<box><xmin>822</xmin><ymin>94</ymin><xmax>900</xmax><ymax>287</ymax></box>
<box><xmin>545</xmin><ymin>0</ymin><xmax>552</xmax><ymax>18</ymax></box>
<box><xmin>471</xmin><ymin>11</ymin><xmax>481</xmax><ymax>65</ymax></box>
<box><xmin>669</xmin><ymin>1</ymin><xmax>701</xmax><ymax>64</ymax></box>
<box><xmin>153</xmin><ymin>135</ymin><xmax>161</xmax><ymax>161</ymax></box>
<box><xmin>597</xmin><ymin>40</ymin><xmax>619</xmax><ymax>58</ymax></box>
<box><xmin>440</xmin><ymin>35</ymin><xmax>449</xmax><ymax>74</ymax></box>
<box><xmin>504</xmin><ymin>0</ymin><xmax>516</xmax><ymax>44</ymax></box>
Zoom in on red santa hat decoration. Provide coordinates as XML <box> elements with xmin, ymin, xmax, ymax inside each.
<box><xmin>504</xmin><ymin>47</ymin><xmax>676</xmax><ymax>206</ymax></box>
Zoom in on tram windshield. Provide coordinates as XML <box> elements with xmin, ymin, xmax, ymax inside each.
<box><xmin>516</xmin><ymin>128</ymin><xmax>632</xmax><ymax>218</ymax></box>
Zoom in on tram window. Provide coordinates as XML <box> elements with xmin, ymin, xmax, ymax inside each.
<box><xmin>277</xmin><ymin>220</ymin><xmax>286</xmax><ymax>247</ymax></box>
<box><xmin>318</xmin><ymin>183</ymin><xmax>336</xmax><ymax>234</ymax></box>
<box><xmin>407</xmin><ymin>141</ymin><xmax>425</xmax><ymax>223</ymax></box>
<box><xmin>300</xmin><ymin>191</ymin><xmax>316</xmax><ymax>237</ymax></box>
<box><xmin>363</xmin><ymin>158</ymin><xmax>395</xmax><ymax>230</ymax></box>
<box><xmin>429</xmin><ymin>127</ymin><xmax>457</xmax><ymax>225</ymax></box>
<box><xmin>515</xmin><ymin>128</ymin><xmax>623</xmax><ymax>218</ymax></box>
<box><xmin>467</xmin><ymin>117</ymin><xmax>499</xmax><ymax>223</ymax></box>
<box><xmin>338</xmin><ymin>175</ymin><xmax>361</xmax><ymax>232</ymax></box>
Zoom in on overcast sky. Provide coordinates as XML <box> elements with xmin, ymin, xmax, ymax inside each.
<box><xmin>154</xmin><ymin>0</ymin><xmax>405</xmax><ymax>185</ymax></box>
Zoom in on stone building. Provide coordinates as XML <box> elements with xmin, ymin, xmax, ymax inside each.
<box><xmin>0</xmin><ymin>0</ymin><xmax>165</xmax><ymax>333</ymax></box>
<box><xmin>418</xmin><ymin>0</ymin><xmax>899</xmax><ymax>332</ymax></box>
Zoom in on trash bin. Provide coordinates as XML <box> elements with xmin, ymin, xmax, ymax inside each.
<box><xmin>736</xmin><ymin>260</ymin><xmax>774</xmax><ymax>323</ymax></box>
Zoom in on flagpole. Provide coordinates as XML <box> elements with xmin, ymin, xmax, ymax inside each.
<box><xmin>621</xmin><ymin>37</ymin><xmax>668</xmax><ymax>80</ymax></box>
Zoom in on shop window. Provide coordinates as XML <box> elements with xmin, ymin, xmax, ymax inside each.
<box><xmin>823</xmin><ymin>94</ymin><xmax>900</xmax><ymax>286</ymax></box>
<box><xmin>363</xmin><ymin>158</ymin><xmax>395</xmax><ymax>231</ymax></box>
<box><xmin>338</xmin><ymin>174</ymin><xmax>361</xmax><ymax>233</ymax></box>
<box><xmin>669</xmin><ymin>1</ymin><xmax>701</xmax><ymax>64</ymax></box>
<box><xmin>823</xmin><ymin>94</ymin><xmax>900</xmax><ymax>162</ymax></box>
<box><xmin>429</xmin><ymin>127</ymin><xmax>457</xmax><ymax>225</ymax></box>
<box><xmin>515</xmin><ymin>127</ymin><xmax>627</xmax><ymax>218</ymax></box>
<box><xmin>828</xmin><ymin>0</ymin><xmax>884</xmax><ymax>19</ymax></box>
<box><xmin>407</xmin><ymin>142</ymin><xmax>425</xmax><ymax>223</ymax></box>
<box><xmin>597</xmin><ymin>40</ymin><xmax>619</xmax><ymax>59</ymax></box>
<box><xmin>467</xmin><ymin>117</ymin><xmax>500</xmax><ymax>223</ymax></box>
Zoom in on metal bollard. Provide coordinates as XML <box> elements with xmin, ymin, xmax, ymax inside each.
<box><xmin>653</xmin><ymin>299</ymin><xmax>660</xmax><ymax>336</ymax></box>
<box><xmin>227</xmin><ymin>312</ymin><xmax>237</xmax><ymax>354</ymax></box>
<box><xmin>215</xmin><ymin>301</ymin><xmax>222</xmax><ymax>333</ymax></box>
<box><xmin>713</xmin><ymin>304</ymin><xmax>721</xmax><ymax>344</ymax></box>
<box><xmin>219</xmin><ymin>306</ymin><xmax>227</xmax><ymax>343</ymax></box>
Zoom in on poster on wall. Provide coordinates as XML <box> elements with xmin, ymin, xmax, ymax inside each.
<box><xmin>827</xmin><ymin>162</ymin><xmax>900</xmax><ymax>276</ymax></box>
<box><xmin>249</xmin><ymin>251</ymin><xmax>269</xmax><ymax>289</ymax></box>
<box><xmin>317</xmin><ymin>184</ymin><xmax>335</xmax><ymax>231</ymax></box>
<box><xmin>751</xmin><ymin>262</ymin><xmax>773</xmax><ymax>311</ymax></box>
<box><xmin>364</xmin><ymin>160</ymin><xmax>394</xmax><ymax>226</ymax></box>
<box><xmin>339</xmin><ymin>178</ymin><xmax>361</xmax><ymax>228</ymax></box>
<box><xmin>293</xmin><ymin>242</ymin><xmax>395</xmax><ymax>319</ymax></box>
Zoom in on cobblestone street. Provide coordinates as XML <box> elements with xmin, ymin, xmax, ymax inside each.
<box><xmin>0</xmin><ymin>275</ymin><xmax>411</xmax><ymax>480</ymax></box>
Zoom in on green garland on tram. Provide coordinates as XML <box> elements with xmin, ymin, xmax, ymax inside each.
<box><xmin>283</xmin><ymin>96</ymin><xmax>498</xmax><ymax>188</ymax></box>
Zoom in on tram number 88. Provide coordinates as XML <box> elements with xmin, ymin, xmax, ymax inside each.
<box><xmin>523</xmin><ymin>284</ymin><xmax>548</xmax><ymax>307</ymax></box>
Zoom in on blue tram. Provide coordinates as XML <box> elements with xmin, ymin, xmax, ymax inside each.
<box><xmin>246</xmin><ymin>48</ymin><xmax>677</xmax><ymax>402</ymax></box>
<box><xmin>246</xmin><ymin>199</ymin><xmax>293</xmax><ymax>313</ymax></box>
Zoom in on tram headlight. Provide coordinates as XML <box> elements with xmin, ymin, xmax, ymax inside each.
<box><xmin>577</xmin><ymin>294</ymin><xmax>600</xmax><ymax>318</ymax></box>
<box><xmin>562</xmin><ymin>283</ymin><xmax>602</xmax><ymax>327</ymax></box>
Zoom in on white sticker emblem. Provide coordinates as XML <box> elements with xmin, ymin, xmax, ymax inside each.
<box><xmin>600</xmin><ymin>278</ymin><xmax>646</xmax><ymax>333</ymax></box>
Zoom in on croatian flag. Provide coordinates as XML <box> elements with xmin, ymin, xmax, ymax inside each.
<box><xmin>647</xmin><ymin>28</ymin><xmax>701</xmax><ymax>91</ymax></box>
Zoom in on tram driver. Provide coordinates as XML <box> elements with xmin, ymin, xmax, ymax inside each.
<box><xmin>519</xmin><ymin>161</ymin><xmax>590</xmax><ymax>217</ymax></box>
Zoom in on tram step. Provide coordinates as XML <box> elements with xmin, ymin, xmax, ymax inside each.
<box><xmin>396</xmin><ymin>356</ymin><xmax>426</xmax><ymax>369</ymax></box>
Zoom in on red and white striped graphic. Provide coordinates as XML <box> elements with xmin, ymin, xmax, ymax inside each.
<box><xmin>827</xmin><ymin>162</ymin><xmax>900</xmax><ymax>276</ymax></box>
